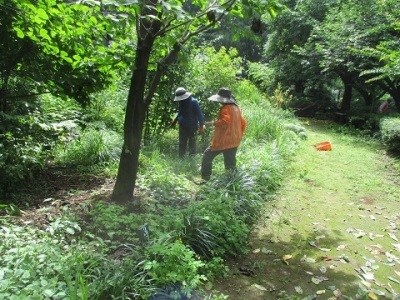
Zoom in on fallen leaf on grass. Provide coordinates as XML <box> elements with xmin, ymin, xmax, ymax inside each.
<box><xmin>312</xmin><ymin>277</ymin><xmax>322</xmax><ymax>284</ymax></box>
<box><xmin>309</xmin><ymin>241</ymin><xmax>317</xmax><ymax>247</ymax></box>
<box><xmin>338</xmin><ymin>254</ymin><xmax>350</xmax><ymax>263</ymax></box>
<box><xmin>388</xmin><ymin>276</ymin><xmax>400</xmax><ymax>284</ymax></box>
<box><xmin>318</xmin><ymin>247</ymin><xmax>331</xmax><ymax>252</ymax></box>
<box><xmin>294</xmin><ymin>286</ymin><xmax>303</xmax><ymax>294</ymax></box>
<box><xmin>311</xmin><ymin>276</ymin><xmax>329</xmax><ymax>284</ymax></box>
<box><xmin>316</xmin><ymin>275</ymin><xmax>329</xmax><ymax>281</ymax></box>
<box><xmin>282</xmin><ymin>254</ymin><xmax>292</xmax><ymax>260</ymax></box>
<box><xmin>337</xmin><ymin>244</ymin><xmax>347</xmax><ymax>251</ymax></box>
<box><xmin>354</xmin><ymin>230</ymin><xmax>366</xmax><ymax>238</ymax></box>
<box><xmin>385</xmin><ymin>252</ymin><xmax>400</xmax><ymax>264</ymax></box>
<box><xmin>301</xmin><ymin>255</ymin><xmax>316</xmax><ymax>263</ymax></box>
<box><xmin>361</xmin><ymin>272</ymin><xmax>375</xmax><ymax>281</ymax></box>
<box><xmin>261</xmin><ymin>248</ymin><xmax>274</xmax><ymax>255</ymax></box>
<box><xmin>369</xmin><ymin>215</ymin><xmax>376</xmax><ymax>221</ymax></box>
<box><xmin>305</xmin><ymin>271</ymin><xmax>314</xmax><ymax>276</ymax></box>
<box><xmin>252</xmin><ymin>248</ymin><xmax>260</xmax><ymax>253</ymax></box>
<box><xmin>393</xmin><ymin>244</ymin><xmax>400</xmax><ymax>252</ymax></box>
<box><xmin>321</xmin><ymin>256</ymin><xmax>332</xmax><ymax>261</ymax></box>
<box><xmin>388</xmin><ymin>233</ymin><xmax>399</xmax><ymax>242</ymax></box>
<box><xmin>368</xmin><ymin>292</ymin><xmax>378</xmax><ymax>300</ymax></box>
<box><xmin>252</xmin><ymin>284</ymin><xmax>268</xmax><ymax>291</ymax></box>
<box><xmin>333</xmin><ymin>289</ymin><xmax>342</xmax><ymax>297</ymax></box>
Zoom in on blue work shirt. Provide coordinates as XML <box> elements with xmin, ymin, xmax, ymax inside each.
<box><xmin>176</xmin><ymin>96</ymin><xmax>205</xmax><ymax>132</ymax></box>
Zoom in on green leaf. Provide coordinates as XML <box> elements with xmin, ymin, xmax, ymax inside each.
<box><xmin>14</xmin><ymin>27</ymin><xmax>25</xmax><ymax>38</ymax></box>
<box><xmin>66</xmin><ymin>227</ymin><xmax>75</xmax><ymax>235</ymax></box>
<box><xmin>43</xmin><ymin>289</ymin><xmax>55</xmax><ymax>297</ymax></box>
<box><xmin>40</xmin><ymin>28</ymin><xmax>51</xmax><ymax>41</ymax></box>
<box><xmin>37</xmin><ymin>8</ymin><xmax>49</xmax><ymax>20</ymax></box>
<box><xmin>73</xmin><ymin>54</ymin><xmax>82</xmax><ymax>61</ymax></box>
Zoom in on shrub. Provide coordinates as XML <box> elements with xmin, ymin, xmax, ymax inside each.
<box><xmin>380</xmin><ymin>117</ymin><xmax>400</xmax><ymax>152</ymax></box>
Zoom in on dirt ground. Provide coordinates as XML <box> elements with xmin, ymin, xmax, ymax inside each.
<box><xmin>212</xmin><ymin>120</ymin><xmax>400</xmax><ymax>300</ymax></box>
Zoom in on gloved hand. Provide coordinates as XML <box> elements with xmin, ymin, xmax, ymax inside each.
<box><xmin>199</xmin><ymin>126</ymin><xmax>204</xmax><ymax>134</ymax></box>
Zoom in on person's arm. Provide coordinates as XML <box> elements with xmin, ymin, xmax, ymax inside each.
<box><xmin>171</xmin><ymin>112</ymin><xmax>180</xmax><ymax>126</ymax></box>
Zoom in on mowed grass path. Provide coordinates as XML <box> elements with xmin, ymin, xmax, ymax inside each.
<box><xmin>214</xmin><ymin>119</ymin><xmax>400</xmax><ymax>300</ymax></box>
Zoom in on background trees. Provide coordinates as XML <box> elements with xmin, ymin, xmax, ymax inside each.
<box><xmin>252</xmin><ymin>0</ymin><xmax>399</xmax><ymax>114</ymax></box>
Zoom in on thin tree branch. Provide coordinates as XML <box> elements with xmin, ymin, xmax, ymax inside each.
<box><xmin>143</xmin><ymin>0</ymin><xmax>237</xmax><ymax>107</ymax></box>
<box><xmin>156</xmin><ymin>0</ymin><xmax>236</xmax><ymax>37</ymax></box>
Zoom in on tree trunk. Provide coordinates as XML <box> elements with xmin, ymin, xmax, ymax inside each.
<box><xmin>111</xmin><ymin>39</ymin><xmax>155</xmax><ymax>202</ymax></box>
<box><xmin>111</xmin><ymin>0</ymin><xmax>163</xmax><ymax>203</ymax></box>
<box><xmin>339</xmin><ymin>73</ymin><xmax>353</xmax><ymax>112</ymax></box>
<box><xmin>389</xmin><ymin>85</ymin><xmax>400</xmax><ymax>113</ymax></box>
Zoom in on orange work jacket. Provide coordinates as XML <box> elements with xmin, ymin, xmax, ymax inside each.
<box><xmin>211</xmin><ymin>104</ymin><xmax>247</xmax><ymax>151</ymax></box>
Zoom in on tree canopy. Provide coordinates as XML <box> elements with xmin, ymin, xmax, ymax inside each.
<box><xmin>259</xmin><ymin>0</ymin><xmax>400</xmax><ymax>112</ymax></box>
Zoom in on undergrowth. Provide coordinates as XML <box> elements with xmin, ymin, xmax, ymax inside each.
<box><xmin>0</xmin><ymin>87</ymin><xmax>308</xmax><ymax>299</ymax></box>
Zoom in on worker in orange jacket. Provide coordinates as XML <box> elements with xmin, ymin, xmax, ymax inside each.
<box><xmin>201</xmin><ymin>88</ymin><xmax>247</xmax><ymax>181</ymax></box>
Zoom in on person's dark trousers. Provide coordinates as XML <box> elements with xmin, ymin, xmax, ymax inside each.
<box><xmin>179</xmin><ymin>125</ymin><xmax>196</xmax><ymax>158</ymax></box>
<box><xmin>201</xmin><ymin>146</ymin><xmax>237</xmax><ymax>180</ymax></box>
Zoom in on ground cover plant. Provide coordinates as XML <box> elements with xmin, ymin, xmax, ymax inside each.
<box><xmin>0</xmin><ymin>77</ymin><xmax>306</xmax><ymax>299</ymax></box>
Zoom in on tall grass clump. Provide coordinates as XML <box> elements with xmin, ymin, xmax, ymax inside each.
<box><xmin>55</xmin><ymin>129</ymin><xmax>122</xmax><ymax>167</ymax></box>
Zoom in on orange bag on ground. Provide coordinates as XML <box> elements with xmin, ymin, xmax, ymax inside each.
<box><xmin>313</xmin><ymin>141</ymin><xmax>332</xmax><ymax>151</ymax></box>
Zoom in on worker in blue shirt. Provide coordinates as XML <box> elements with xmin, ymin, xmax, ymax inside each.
<box><xmin>171</xmin><ymin>87</ymin><xmax>205</xmax><ymax>157</ymax></box>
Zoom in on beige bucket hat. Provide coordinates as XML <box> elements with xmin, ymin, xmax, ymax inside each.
<box><xmin>208</xmin><ymin>88</ymin><xmax>236</xmax><ymax>104</ymax></box>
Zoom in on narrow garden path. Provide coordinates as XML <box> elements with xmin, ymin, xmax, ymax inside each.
<box><xmin>214</xmin><ymin>119</ymin><xmax>400</xmax><ymax>300</ymax></box>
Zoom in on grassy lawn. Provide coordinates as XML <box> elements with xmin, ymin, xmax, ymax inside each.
<box><xmin>214</xmin><ymin>119</ymin><xmax>400</xmax><ymax>300</ymax></box>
